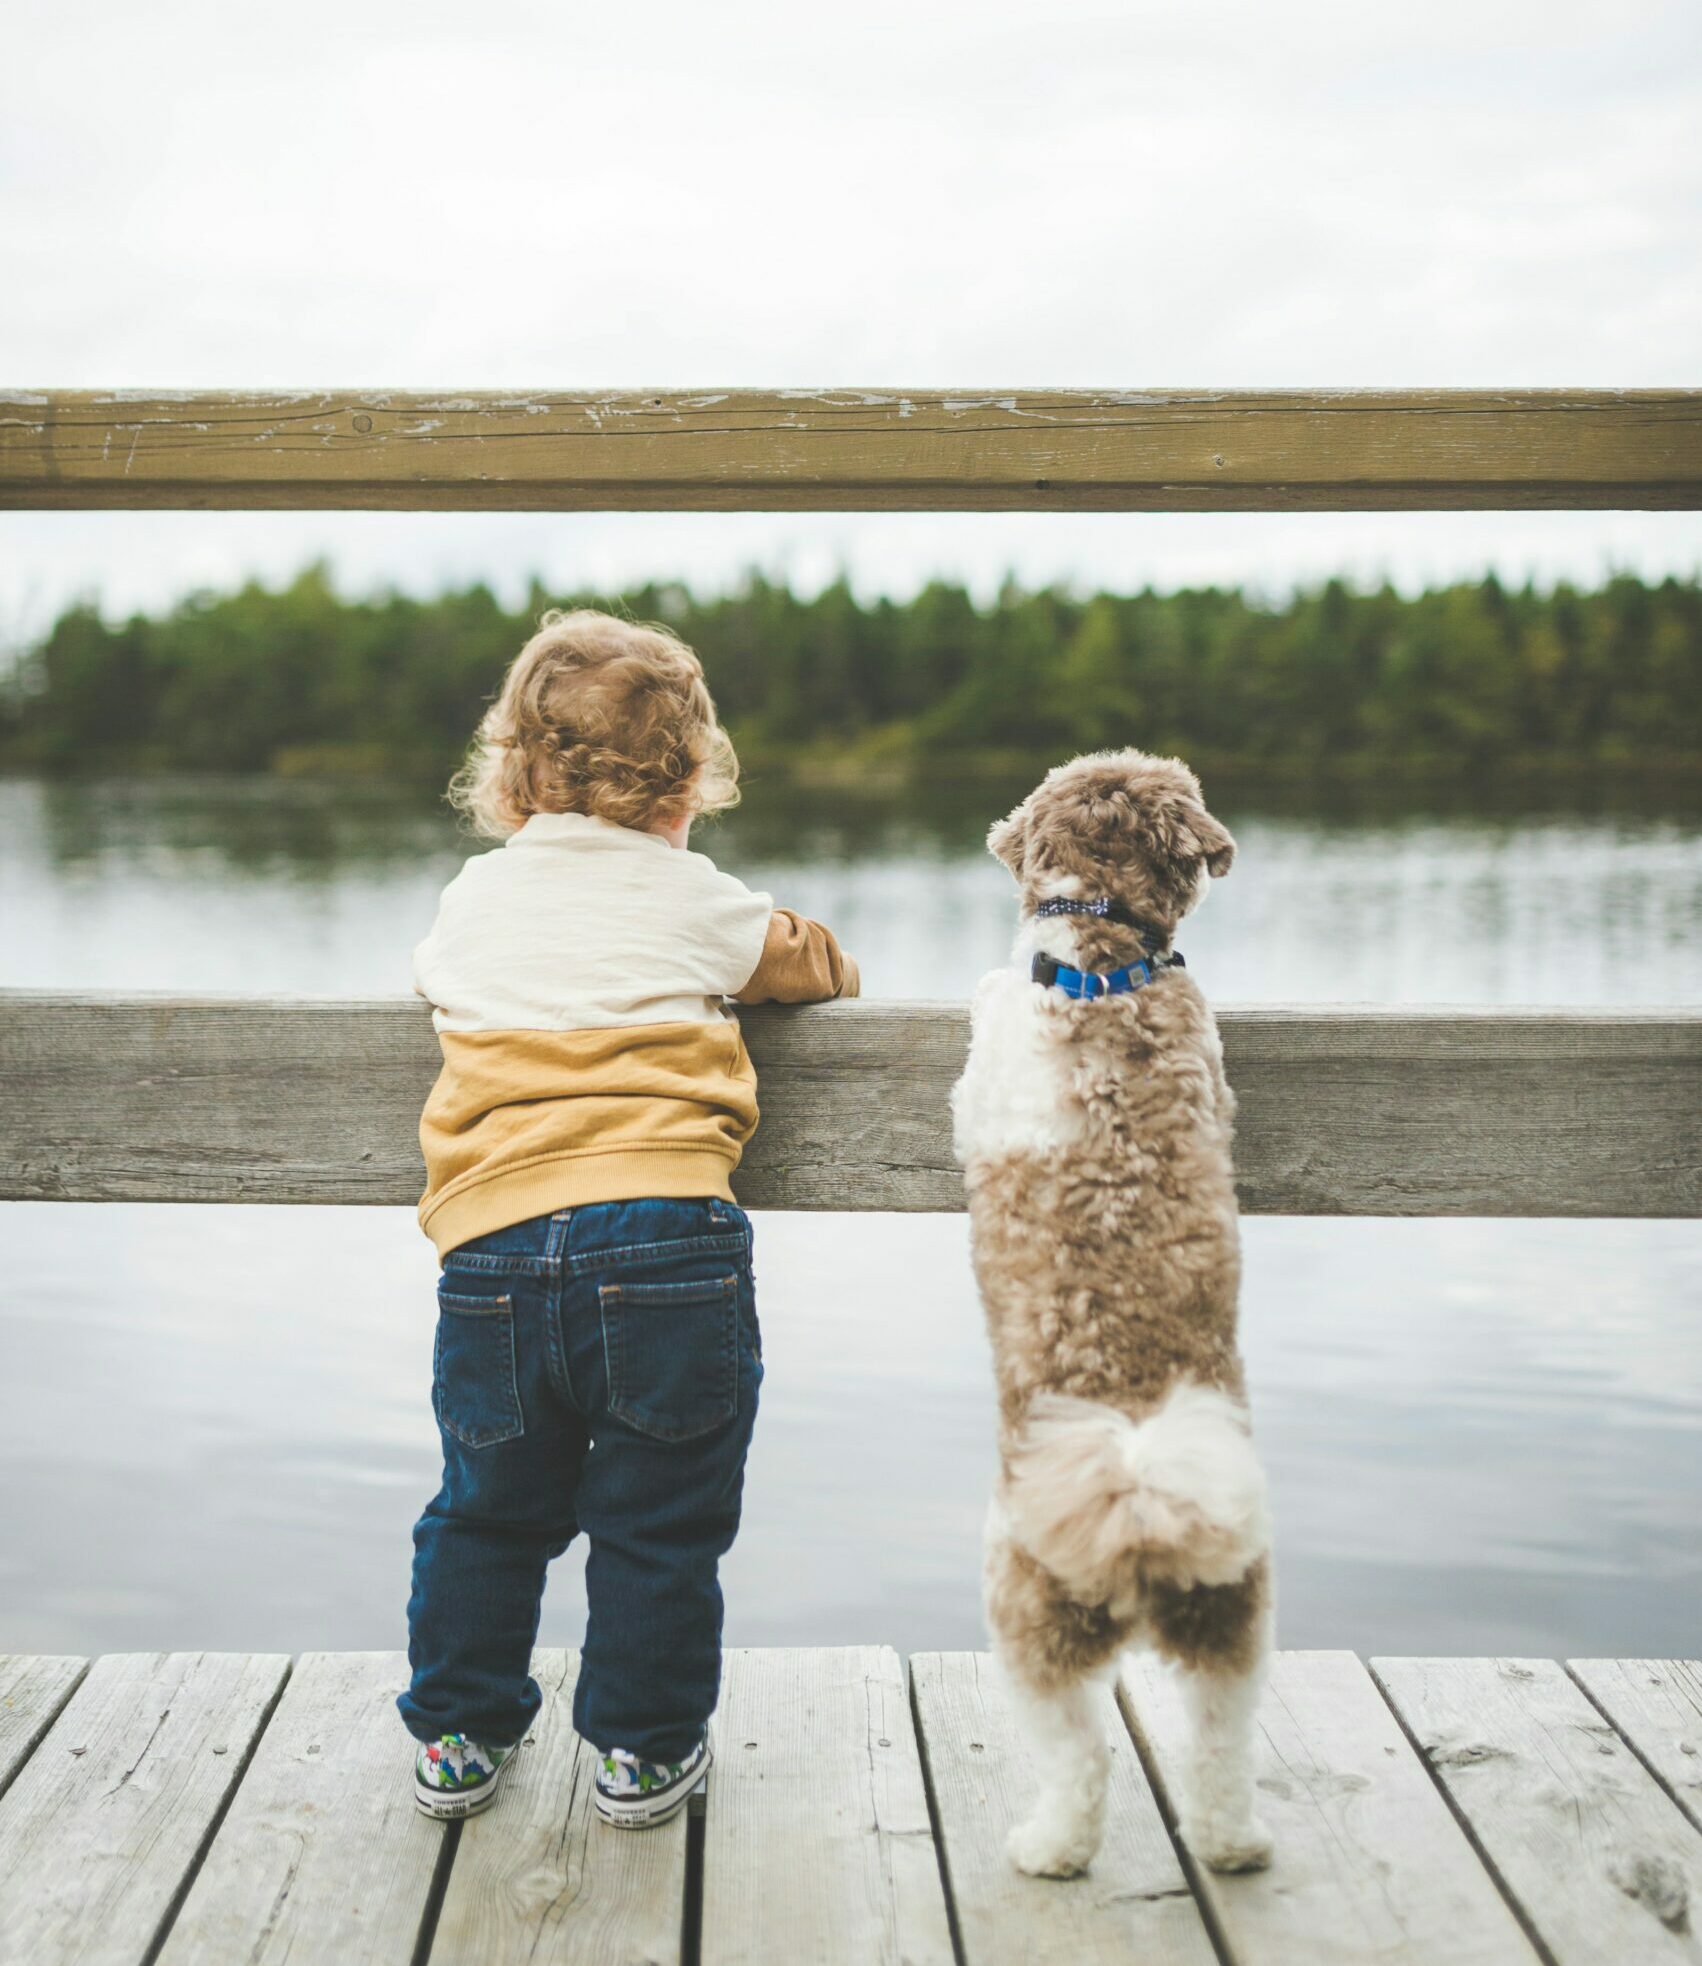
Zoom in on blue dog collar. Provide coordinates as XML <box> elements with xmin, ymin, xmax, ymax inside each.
<box><xmin>1031</xmin><ymin>949</ymin><xmax>1184</xmax><ymax>998</ymax></box>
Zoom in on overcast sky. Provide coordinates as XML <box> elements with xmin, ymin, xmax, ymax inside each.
<box><xmin>3</xmin><ymin>0</ymin><xmax>1698</xmax><ymax>640</ymax></box>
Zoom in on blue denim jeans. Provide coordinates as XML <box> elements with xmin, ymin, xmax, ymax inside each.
<box><xmin>397</xmin><ymin>1196</ymin><xmax>762</xmax><ymax>1761</ymax></box>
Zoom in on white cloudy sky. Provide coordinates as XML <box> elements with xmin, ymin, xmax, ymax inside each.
<box><xmin>2</xmin><ymin>0</ymin><xmax>1698</xmax><ymax>640</ymax></box>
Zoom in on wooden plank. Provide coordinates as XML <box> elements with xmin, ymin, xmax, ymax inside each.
<box><xmin>699</xmin><ymin>1647</ymin><xmax>954</xmax><ymax>1966</ymax></box>
<box><xmin>0</xmin><ymin>1656</ymin><xmax>87</xmax><ymax>1797</ymax></box>
<box><xmin>1373</xmin><ymin>1656</ymin><xmax>1702</xmax><ymax>1966</ymax></box>
<box><xmin>1</xmin><ymin>991</ymin><xmax>1697</xmax><ymax>1217</ymax></box>
<box><xmin>431</xmin><ymin>1649</ymin><xmax>688</xmax><ymax>1966</ymax></box>
<box><xmin>155</xmin><ymin>1652</ymin><xmax>443</xmax><ymax>1966</ymax></box>
<box><xmin>3</xmin><ymin>389</ymin><xmax>1698</xmax><ymax>512</ymax></box>
<box><xmin>911</xmin><ymin>1651</ymin><xmax>1216</xmax><ymax>1966</ymax></box>
<box><xmin>0</xmin><ymin>1651</ymin><xmax>289</xmax><ymax>1966</ymax></box>
<box><xmin>1121</xmin><ymin>1650</ymin><xmax>1539</xmax><ymax>1966</ymax></box>
<box><xmin>1568</xmin><ymin>1659</ymin><xmax>1702</xmax><ymax>1832</ymax></box>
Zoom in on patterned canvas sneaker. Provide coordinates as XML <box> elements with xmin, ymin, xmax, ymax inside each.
<box><xmin>413</xmin><ymin>1731</ymin><xmax>518</xmax><ymax>1819</ymax></box>
<box><xmin>593</xmin><ymin>1735</ymin><xmax>713</xmax><ymax>1829</ymax></box>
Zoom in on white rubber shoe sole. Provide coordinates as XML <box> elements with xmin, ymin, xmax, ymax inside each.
<box><xmin>593</xmin><ymin>1740</ymin><xmax>713</xmax><ymax>1829</ymax></box>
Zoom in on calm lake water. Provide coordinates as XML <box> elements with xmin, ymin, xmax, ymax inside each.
<box><xmin>3</xmin><ymin>770</ymin><xmax>1699</xmax><ymax>1661</ymax></box>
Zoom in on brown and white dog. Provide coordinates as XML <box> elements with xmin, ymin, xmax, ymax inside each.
<box><xmin>951</xmin><ymin>748</ymin><xmax>1274</xmax><ymax>1879</ymax></box>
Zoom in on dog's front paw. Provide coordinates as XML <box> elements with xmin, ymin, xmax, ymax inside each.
<box><xmin>1181</xmin><ymin>1811</ymin><xmax>1274</xmax><ymax>1874</ymax></box>
<box><xmin>1006</xmin><ymin>1809</ymin><xmax>1097</xmax><ymax>1879</ymax></box>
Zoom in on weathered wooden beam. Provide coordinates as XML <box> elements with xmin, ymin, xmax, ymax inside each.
<box><xmin>1</xmin><ymin>992</ymin><xmax>1696</xmax><ymax>1217</ymax></box>
<box><xmin>3</xmin><ymin>389</ymin><xmax>1699</xmax><ymax>511</ymax></box>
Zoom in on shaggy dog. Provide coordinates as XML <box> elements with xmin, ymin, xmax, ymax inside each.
<box><xmin>950</xmin><ymin>748</ymin><xmax>1274</xmax><ymax>1880</ymax></box>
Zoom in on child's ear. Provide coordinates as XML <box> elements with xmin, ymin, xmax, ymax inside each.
<box><xmin>987</xmin><ymin>800</ymin><xmax>1031</xmax><ymax>875</ymax></box>
<box><xmin>1182</xmin><ymin>802</ymin><xmax>1236</xmax><ymax>877</ymax></box>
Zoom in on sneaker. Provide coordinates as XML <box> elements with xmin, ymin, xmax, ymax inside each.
<box><xmin>592</xmin><ymin>1735</ymin><xmax>713</xmax><ymax>1829</ymax></box>
<box><xmin>413</xmin><ymin>1731</ymin><xmax>518</xmax><ymax>1819</ymax></box>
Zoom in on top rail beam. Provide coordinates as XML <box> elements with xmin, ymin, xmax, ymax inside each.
<box><xmin>3</xmin><ymin>389</ymin><xmax>1700</xmax><ymax>513</ymax></box>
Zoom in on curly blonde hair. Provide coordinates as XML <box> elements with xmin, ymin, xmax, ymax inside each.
<box><xmin>448</xmin><ymin>609</ymin><xmax>740</xmax><ymax>839</ymax></box>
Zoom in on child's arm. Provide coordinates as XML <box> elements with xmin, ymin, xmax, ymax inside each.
<box><xmin>733</xmin><ymin>907</ymin><xmax>860</xmax><ymax>1004</ymax></box>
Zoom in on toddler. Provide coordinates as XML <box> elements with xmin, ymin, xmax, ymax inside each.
<box><xmin>399</xmin><ymin>609</ymin><xmax>858</xmax><ymax>1827</ymax></box>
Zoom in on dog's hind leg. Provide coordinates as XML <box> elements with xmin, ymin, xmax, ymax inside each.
<box><xmin>1175</xmin><ymin>1650</ymin><xmax>1272</xmax><ymax>1873</ymax></box>
<box><xmin>984</xmin><ymin>1498</ymin><xmax>1120</xmax><ymax>1877</ymax></box>
<box><xmin>999</xmin><ymin>1654</ymin><xmax>1111</xmax><ymax>1878</ymax></box>
<box><xmin>1149</xmin><ymin>1559</ymin><xmax>1275</xmax><ymax>1873</ymax></box>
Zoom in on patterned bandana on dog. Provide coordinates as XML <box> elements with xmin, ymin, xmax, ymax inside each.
<box><xmin>1029</xmin><ymin>897</ymin><xmax>1184</xmax><ymax>999</ymax></box>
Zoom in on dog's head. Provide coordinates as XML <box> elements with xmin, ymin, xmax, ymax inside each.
<box><xmin>988</xmin><ymin>749</ymin><xmax>1234</xmax><ymax>964</ymax></box>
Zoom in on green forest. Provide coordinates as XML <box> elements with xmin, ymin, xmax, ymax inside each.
<box><xmin>3</xmin><ymin>565</ymin><xmax>1698</xmax><ymax>784</ymax></box>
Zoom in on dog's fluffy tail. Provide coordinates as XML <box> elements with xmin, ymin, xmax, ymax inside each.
<box><xmin>1004</xmin><ymin>1381</ymin><xmax>1270</xmax><ymax>1596</ymax></box>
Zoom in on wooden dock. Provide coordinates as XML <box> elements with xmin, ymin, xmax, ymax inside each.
<box><xmin>2</xmin><ymin>1649</ymin><xmax>1698</xmax><ymax>1965</ymax></box>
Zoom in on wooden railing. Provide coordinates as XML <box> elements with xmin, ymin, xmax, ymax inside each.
<box><xmin>4</xmin><ymin>388</ymin><xmax>1700</xmax><ymax>510</ymax></box>
<box><xmin>1</xmin><ymin>996</ymin><xmax>1696</xmax><ymax>1217</ymax></box>
<box><xmin>2</xmin><ymin>388</ymin><xmax>1699</xmax><ymax>1220</ymax></box>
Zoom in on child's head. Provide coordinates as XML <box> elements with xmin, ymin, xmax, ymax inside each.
<box><xmin>449</xmin><ymin>609</ymin><xmax>739</xmax><ymax>840</ymax></box>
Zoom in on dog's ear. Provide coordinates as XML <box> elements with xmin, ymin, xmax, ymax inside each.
<box><xmin>987</xmin><ymin>799</ymin><xmax>1031</xmax><ymax>875</ymax></box>
<box><xmin>1180</xmin><ymin>799</ymin><xmax>1236</xmax><ymax>878</ymax></box>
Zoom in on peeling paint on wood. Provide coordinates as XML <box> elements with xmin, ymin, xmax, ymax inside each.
<box><xmin>2</xmin><ymin>389</ymin><xmax>1698</xmax><ymax>510</ymax></box>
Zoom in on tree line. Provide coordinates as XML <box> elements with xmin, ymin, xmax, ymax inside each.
<box><xmin>3</xmin><ymin>564</ymin><xmax>1697</xmax><ymax>778</ymax></box>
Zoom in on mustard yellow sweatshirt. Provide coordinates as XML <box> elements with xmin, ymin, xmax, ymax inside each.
<box><xmin>412</xmin><ymin>811</ymin><xmax>858</xmax><ymax>1257</ymax></box>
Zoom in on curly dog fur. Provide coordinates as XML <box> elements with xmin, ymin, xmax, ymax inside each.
<box><xmin>952</xmin><ymin>748</ymin><xmax>1275</xmax><ymax>1879</ymax></box>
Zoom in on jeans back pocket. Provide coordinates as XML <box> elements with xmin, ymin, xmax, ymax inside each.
<box><xmin>434</xmin><ymin>1286</ymin><xmax>524</xmax><ymax>1449</ymax></box>
<box><xmin>598</xmin><ymin>1272</ymin><xmax>739</xmax><ymax>1443</ymax></box>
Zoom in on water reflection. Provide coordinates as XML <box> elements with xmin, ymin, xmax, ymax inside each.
<box><xmin>1</xmin><ymin>770</ymin><xmax>1698</xmax><ymax>1659</ymax></box>
<box><xmin>6</xmin><ymin>773</ymin><xmax>1700</xmax><ymax>1007</ymax></box>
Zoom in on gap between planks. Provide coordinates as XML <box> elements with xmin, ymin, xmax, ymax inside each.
<box><xmin>1371</xmin><ymin>1657</ymin><xmax>1702</xmax><ymax>1966</ymax></box>
<box><xmin>1121</xmin><ymin>1649</ymin><xmax>1541</xmax><ymax>1966</ymax></box>
<box><xmin>0</xmin><ymin>1652</ymin><xmax>292</xmax><ymax>1966</ymax></box>
<box><xmin>4</xmin><ymin>1650</ymin><xmax>1700</xmax><ymax>1966</ymax></box>
<box><xmin>0</xmin><ymin>1655</ymin><xmax>89</xmax><ymax>1802</ymax></box>
<box><xmin>911</xmin><ymin>1650</ymin><xmax>1217</xmax><ymax>1966</ymax></box>
<box><xmin>1565</xmin><ymin>1659</ymin><xmax>1702</xmax><ymax>1835</ymax></box>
